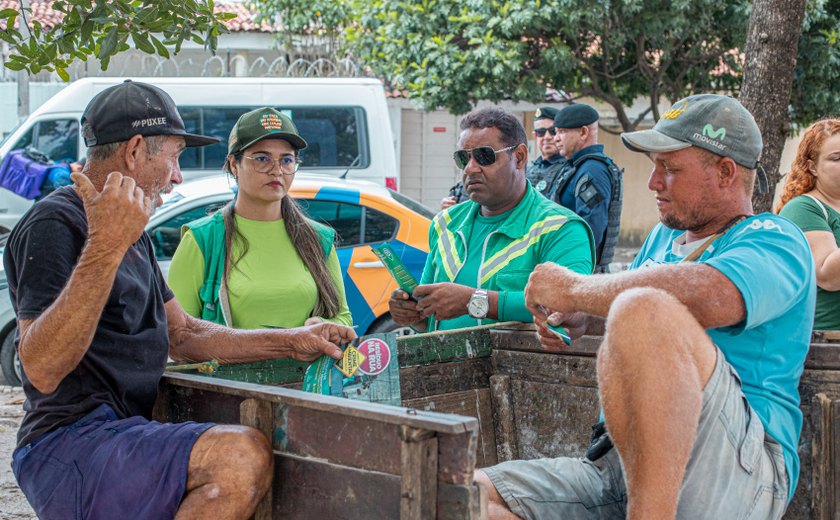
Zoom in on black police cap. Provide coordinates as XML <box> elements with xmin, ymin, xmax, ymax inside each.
<box><xmin>534</xmin><ymin>106</ymin><xmax>559</xmax><ymax>121</ymax></box>
<box><xmin>553</xmin><ymin>104</ymin><xmax>600</xmax><ymax>129</ymax></box>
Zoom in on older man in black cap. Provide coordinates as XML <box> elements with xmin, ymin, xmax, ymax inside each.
<box><xmin>4</xmin><ymin>80</ymin><xmax>355</xmax><ymax>520</ymax></box>
<box><xmin>525</xmin><ymin>106</ymin><xmax>568</xmax><ymax>198</ymax></box>
<box><xmin>551</xmin><ymin>103</ymin><xmax>623</xmax><ymax>272</ymax></box>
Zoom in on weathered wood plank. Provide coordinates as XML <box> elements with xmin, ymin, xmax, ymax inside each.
<box><xmin>813</xmin><ymin>331</ymin><xmax>840</xmax><ymax>343</ymax></box>
<box><xmin>488</xmin><ymin>375</ymin><xmax>517</xmax><ymax>462</ymax></box>
<box><xmin>400</xmin><ymin>426</ymin><xmax>438</xmax><ymax>520</ymax></box>
<box><xmin>241</xmin><ymin>399</ymin><xmax>274</xmax><ymax>520</ymax></box>
<box><xmin>805</xmin><ymin>344</ymin><xmax>840</xmax><ymax>371</ymax></box>
<box><xmin>436</xmin><ymin>482</ymin><xmax>487</xmax><ymax>520</ymax></box>
<box><xmin>400</xmin><ymin>358</ymin><xmax>493</xmax><ymax>400</ymax></box>
<box><xmin>280</xmin><ymin>405</ymin><xmax>404</xmax><ymax>474</ymax></box>
<box><xmin>162</xmin><ymin>372</ymin><xmax>479</xmax><ymax>434</ymax></box>
<box><xmin>511</xmin><ymin>380</ymin><xmax>599</xmax><ymax>459</ymax></box>
<box><xmin>398</xmin><ymin>329</ymin><xmax>493</xmax><ymax>367</ymax></box>
<box><xmin>273</xmin><ymin>454</ymin><xmax>478</xmax><ymax>519</ymax></box>
<box><xmin>492</xmin><ymin>349</ymin><xmax>599</xmax><ymax>387</ymax></box>
<box><xmin>437</xmin><ymin>429</ymin><xmax>479</xmax><ymax>486</ymax></box>
<box><xmin>274</xmin><ymin>454</ymin><xmax>402</xmax><ymax>519</ymax></box>
<box><xmin>490</xmin><ymin>329</ymin><xmax>600</xmax><ymax>357</ymax></box>
<box><xmin>404</xmin><ymin>389</ymin><xmax>497</xmax><ymax>469</ymax></box>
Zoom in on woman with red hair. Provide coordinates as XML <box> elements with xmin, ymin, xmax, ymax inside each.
<box><xmin>777</xmin><ymin>119</ymin><xmax>840</xmax><ymax>330</ymax></box>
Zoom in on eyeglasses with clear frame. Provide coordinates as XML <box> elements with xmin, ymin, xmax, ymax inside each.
<box><xmin>241</xmin><ymin>154</ymin><xmax>303</xmax><ymax>175</ymax></box>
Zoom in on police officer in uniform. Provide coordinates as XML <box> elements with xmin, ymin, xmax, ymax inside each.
<box><xmin>526</xmin><ymin>106</ymin><xmax>568</xmax><ymax>198</ymax></box>
<box><xmin>552</xmin><ymin>104</ymin><xmax>623</xmax><ymax>272</ymax></box>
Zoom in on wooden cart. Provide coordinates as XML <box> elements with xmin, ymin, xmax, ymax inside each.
<box><xmin>155</xmin><ymin>327</ymin><xmax>840</xmax><ymax>519</ymax></box>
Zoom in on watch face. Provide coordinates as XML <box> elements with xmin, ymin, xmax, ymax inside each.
<box><xmin>468</xmin><ymin>295</ymin><xmax>489</xmax><ymax>318</ymax></box>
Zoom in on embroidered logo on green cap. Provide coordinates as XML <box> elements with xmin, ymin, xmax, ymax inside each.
<box><xmin>702</xmin><ymin>124</ymin><xmax>726</xmax><ymax>141</ymax></box>
<box><xmin>535</xmin><ymin>108</ymin><xmax>542</xmax><ymax>118</ymax></box>
<box><xmin>260</xmin><ymin>113</ymin><xmax>284</xmax><ymax>132</ymax></box>
<box><xmin>662</xmin><ymin>99</ymin><xmax>688</xmax><ymax>120</ymax></box>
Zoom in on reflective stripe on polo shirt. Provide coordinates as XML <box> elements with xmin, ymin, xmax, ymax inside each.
<box><xmin>479</xmin><ymin>215</ymin><xmax>568</xmax><ymax>284</ymax></box>
<box><xmin>433</xmin><ymin>212</ymin><xmax>464</xmax><ymax>281</ymax></box>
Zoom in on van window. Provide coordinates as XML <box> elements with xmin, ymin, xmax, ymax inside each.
<box><xmin>10</xmin><ymin>119</ymin><xmax>79</xmax><ymax>163</ymax></box>
<box><xmin>178</xmin><ymin>106</ymin><xmax>369</xmax><ymax>171</ymax></box>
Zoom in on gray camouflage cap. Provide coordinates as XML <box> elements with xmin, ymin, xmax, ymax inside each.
<box><xmin>620</xmin><ymin>94</ymin><xmax>768</xmax><ymax>193</ymax></box>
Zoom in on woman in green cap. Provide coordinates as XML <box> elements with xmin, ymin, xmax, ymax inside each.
<box><xmin>167</xmin><ymin>107</ymin><xmax>353</xmax><ymax>330</ymax></box>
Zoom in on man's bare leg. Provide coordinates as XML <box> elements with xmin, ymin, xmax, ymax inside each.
<box><xmin>175</xmin><ymin>425</ymin><xmax>273</xmax><ymax>520</ymax></box>
<box><xmin>473</xmin><ymin>470</ymin><xmax>523</xmax><ymax>520</ymax></box>
<box><xmin>598</xmin><ymin>287</ymin><xmax>717</xmax><ymax>520</ymax></box>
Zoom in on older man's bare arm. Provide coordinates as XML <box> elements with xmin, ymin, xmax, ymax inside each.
<box><xmin>165</xmin><ymin>297</ymin><xmax>354</xmax><ymax>364</ymax></box>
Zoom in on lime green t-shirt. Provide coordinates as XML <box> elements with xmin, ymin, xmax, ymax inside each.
<box><xmin>168</xmin><ymin>215</ymin><xmax>352</xmax><ymax>330</ymax></box>
<box><xmin>780</xmin><ymin>195</ymin><xmax>840</xmax><ymax>330</ymax></box>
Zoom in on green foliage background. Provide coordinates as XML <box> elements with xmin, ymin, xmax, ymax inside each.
<box><xmin>253</xmin><ymin>0</ymin><xmax>838</xmax><ymax>130</ymax></box>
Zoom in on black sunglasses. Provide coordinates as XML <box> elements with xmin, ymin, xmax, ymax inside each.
<box><xmin>534</xmin><ymin>127</ymin><xmax>557</xmax><ymax>137</ymax></box>
<box><xmin>453</xmin><ymin>145</ymin><xmax>516</xmax><ymax>170</ymax></box>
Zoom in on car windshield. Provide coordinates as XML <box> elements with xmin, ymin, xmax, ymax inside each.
<box><xmin>387</xmin><ymin>189</ymin><xmax>435</xmax><ymax>219</ymax></box>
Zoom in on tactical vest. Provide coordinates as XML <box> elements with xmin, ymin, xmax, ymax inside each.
<box><xmin>551</xmin><ymin>153</ymin><xmax>623</xmax><ymax>272</ymax></box>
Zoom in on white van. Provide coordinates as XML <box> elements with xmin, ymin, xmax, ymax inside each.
<box><xmin>0</xmin><ymin>77</ymin><xmax>398</xmax><ymax>232</ymax></box>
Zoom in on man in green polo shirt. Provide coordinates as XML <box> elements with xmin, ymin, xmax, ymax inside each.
<box><xmin>389</xmin><ymin>107</ymin><xmax>595</xmax><ymax>332</ymax></box>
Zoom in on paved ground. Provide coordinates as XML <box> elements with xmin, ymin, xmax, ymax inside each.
<box><xmin>0</xmin><ymin>385</ymin><xmax>33</xmax><ymax>520</ymax></box>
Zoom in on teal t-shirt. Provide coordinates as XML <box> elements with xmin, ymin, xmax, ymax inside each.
<box><xmin>630</xmin><ymin>214</ymin><xmax>816</xmax><ymax>501</ymax></box>
<box><xmin>779</xmin><ymin>195</ymin><xmax>840</xmax><ymax>330</ymax></box>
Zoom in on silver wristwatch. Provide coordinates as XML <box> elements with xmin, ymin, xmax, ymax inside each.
<box><xmin>467</xmin><ymin>289</ymin><xmax>489</xmax><ymax>319</ymax></box>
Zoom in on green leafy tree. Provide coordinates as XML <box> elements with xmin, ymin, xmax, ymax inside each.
<box><xmin>790</xmin><ymin>0</ymin><xmax>840</xmax><ymax>126</ymax></box>
<box><xmin>249</xmin><ymin>0</ymin><xmax>353</xmax><ymax>58</ymax></box>
<box><xmin>0</xmin><ymin>0</ymin><xmax>235</xmax><ymax>81</ymax></box>
<box><xmin>256</xmin><ymin>0</ymin><xmax>750</xmax><ymax>131</ymax></box>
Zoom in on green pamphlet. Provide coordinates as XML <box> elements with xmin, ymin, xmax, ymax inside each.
<box><xmin>371</xmin><ymin>243</ymin><xmax>419</xmax><ymax>296</ymax></box>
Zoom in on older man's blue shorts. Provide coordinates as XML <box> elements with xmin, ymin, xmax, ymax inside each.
<box><xmin>11</xmin><ymin>403</ymin><xmax>215</xmax><ymax>520</ymax></box>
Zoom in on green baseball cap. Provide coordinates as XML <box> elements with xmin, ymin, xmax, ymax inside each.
<box><xmin>228</xmin><ymin>107</ymin><xmax>307</xmax><ymax>155</ymax></box>
<box><xmin>621</xmin><ymin>94</ymin><xmax>768</xmax><ymax>192</ymax></box>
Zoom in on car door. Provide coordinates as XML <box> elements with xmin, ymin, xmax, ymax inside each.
<box><xmin>298</xmin><ymin>197</ymin><xmax>401</xmax><ymax>335</ymax></box>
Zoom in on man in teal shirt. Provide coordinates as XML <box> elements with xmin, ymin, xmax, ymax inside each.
<box><xmin>389</xmin><ymin>107</ymin><xmax>594</xmax><ymax>332</ymax></box>
<box><xmin>476</xmin><ymin>95</ymin><xmax>815</xmax><ymax>520</ymax></box>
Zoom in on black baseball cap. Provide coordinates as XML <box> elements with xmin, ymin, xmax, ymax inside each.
<box><xmin>80</xmin><ymin>80</ymin><xmax>219</xmax><ymax>148</ymax></box>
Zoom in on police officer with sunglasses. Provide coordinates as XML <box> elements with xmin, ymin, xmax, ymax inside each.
<box><xmin>525</xmin><ymin>106</ymin><xmax>568</xmax><ymax>199</ymax></box>
<box><xmin>390</xmin><ymin>107</ymin><xmax>595</xmax><ymax>333</ymax></box>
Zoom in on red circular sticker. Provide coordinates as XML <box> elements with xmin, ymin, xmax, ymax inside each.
<box><xmin>356</xmin><ymin>338</ymin><xmax>391</xmax><ymax>376</ymax></box>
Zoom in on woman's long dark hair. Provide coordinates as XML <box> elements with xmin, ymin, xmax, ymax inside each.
<box><xmin>222</xmin><ymin>154</ymin><xmax>340</xmax><ymax>319</ymax></box>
